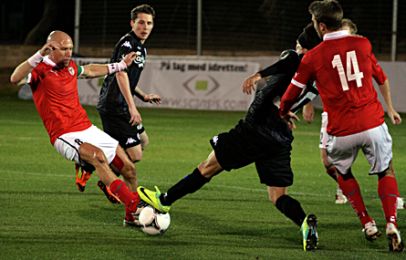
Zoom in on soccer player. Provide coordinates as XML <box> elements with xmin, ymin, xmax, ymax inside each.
<box><xmin>303</xmin><ymin>18</ymin><xmax>404</xmax><ymax>208</ymax></box>
<box><xmin>137</xmin><ymin>24</ymin><xmax>321</xmax><ymax>251</ymax></box>
<box><xmin>10</xmin><ymin>30</ymin><xmax>142</xmax><ymax>227</ymax></box>
<box><xmin>96</xmin><ymin>4</ymin><xmax>161</xmax><ymax>200</ymax></box>
<box><xmin>302</xmin><ymin>18</ymin><xmax>358</xmax><ymax>204</ymax></box>
<box><xmin>280</xmin><ymin>0</ymin><xmax>403</xmax><ymax>252</ymax></box>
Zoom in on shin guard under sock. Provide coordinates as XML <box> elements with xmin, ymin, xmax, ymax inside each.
<box><xmin>275</xmin><ymin>195</ymin><xmax>307</xmax><ymax>227</ymax></box>
<box><xmin>161</xmin><ymin>168</ymin><xmax>210</xmax><ymax>206</ymax></box>
<box><xmin>378</xmin><ymin>175</ymin><xmax>399</xmax><ymax>226</ymax></box>
<box><xmin>337</xmin><ymin>174</ymin><xmax>372</xmax><ymax>226</ymax></box>
<box><xmin>110</xmin><ymin>179</ymin><xmax>139</xmax><ymax>211</ymax></box>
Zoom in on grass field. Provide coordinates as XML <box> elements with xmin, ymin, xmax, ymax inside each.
<box><xmin>0</xmin><ymin>95</ymin><xmax>405</xmax><ymax>259</ymax></box>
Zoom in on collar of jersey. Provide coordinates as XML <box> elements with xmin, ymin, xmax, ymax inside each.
<box><xmin>323</xmin><ymin>30</ymin><xmax>350</xmax><ymax>41</ymax></box>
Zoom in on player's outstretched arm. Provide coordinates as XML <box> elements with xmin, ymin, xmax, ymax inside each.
<box><xmin>134</xmin><ymin>87</ymin><xmax>161</xmax><ymax>104</ymax></box>
<box><xmin>379</xmin><ymin>79</ymin><xmax>402</xmax><ymax>125</ymax></box>
<box><xmin>242</xmin><ymin>73</ymin><xmax>261</xmax><ymax>95</ymax></box>
<box><xmin>82</xmin><ymin>52</ymin><xmax>137</xmax><ymax>78</ymax></box>
<box><xmin>10</xmin><ymin>42</ymin><xmax>56</xmax><ymax>84</ymax></box>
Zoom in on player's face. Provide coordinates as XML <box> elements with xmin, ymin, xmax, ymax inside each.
<box><xmin>51</xmin><ymin>39</ymin><xmax>73</xmax><ymax>67</ymax></box>
<box><xmin>311</xmin><ymin>15</ymin><xmax>323</xmax><ymax>38</ymax></box>
<box><xmin>131</xmin><ymin>13</ymin><xmax>154</xmax><ymax>43</ymax></box>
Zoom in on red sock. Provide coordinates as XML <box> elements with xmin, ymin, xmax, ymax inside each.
<box><xmin>109</xmin><ymin>179</ymin><xmax>139</xmax><ymax>212</ymax></box>
<box><xmin>378</xmin><ymin>175</ymin><xmax>399</xmax><ymax>226</ymax></box>
<box><xmin>337</xmin><ymin>175</ymin><xmax>372</xmax><ymax>226</ymax></box>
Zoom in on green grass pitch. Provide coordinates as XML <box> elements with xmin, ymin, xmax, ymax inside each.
<box><xmin>0</xmin><ymin>96</ymin><xmax>405</xmax><ymax>259</ymax></box>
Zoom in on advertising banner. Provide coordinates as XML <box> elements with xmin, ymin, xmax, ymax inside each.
<box><xmin>74</xmin><ymin>58</ymin><xmax>260</xmax><ymax>111</ymax></box>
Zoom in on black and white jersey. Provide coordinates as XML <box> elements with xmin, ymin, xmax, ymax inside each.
<box><xmin>244</xmin><ymin>49</ymin><xmax>314</xmax><ymax>145</ymax></box>
<box><xmin>97</xmin><ymin>31</ymin><xmax>147</xmax><ymax>115</ymax></box>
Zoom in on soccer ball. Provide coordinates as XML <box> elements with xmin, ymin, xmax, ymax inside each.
<box><xmin>138</xmin><ymin>206</ymin><xmax>171</xmax><ymax>235</ymax></box>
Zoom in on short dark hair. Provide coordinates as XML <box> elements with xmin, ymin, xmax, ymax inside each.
<box><xmin>131</xmin><ymin>4</ymin><xmax>155</xmax><ymax>20</ymax></box>
<box><xmin>309</xmin><ymin>0</ymin><xmax>343</xmax><ymax>30</ymax></box>
<box><xmin>297</xmin><ymin>23</ymin><xmax>322</xmax><ymax>50</ymax></box>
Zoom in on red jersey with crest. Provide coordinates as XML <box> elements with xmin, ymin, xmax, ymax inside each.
<box><xmin>28</xmin><ymin>57</ymin><xmax>92</xmax><ymax>144</ymax></box>
<box><xmin>280</xmin><ymin>30</ymin><xmax>387</xmax><ymax>136</ymax></box>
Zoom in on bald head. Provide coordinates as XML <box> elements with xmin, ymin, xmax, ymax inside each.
<box><xmin>46</xmin><ymin>31</ymin><xmax>74</xmax><ymax>67</ymax></box>
<box><xmin>47</xmin><ymin>30</ymin><xmax>73</xmax><ymax>45</ymax></box>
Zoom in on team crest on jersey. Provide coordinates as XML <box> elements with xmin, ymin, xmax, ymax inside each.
<box><xmin>133</xmin><ymin>51</ymin><xmax>145</xmax><ymax>68</ymax></box>
<box><xmin>68</xmin><ymin>67</ymin><xmax>75</xmax><ymax>76</ymax></box>
<box><xmin>122</xmin><ymin>41</ymin><xmax>132</xmax><ymax>48</ymax></box>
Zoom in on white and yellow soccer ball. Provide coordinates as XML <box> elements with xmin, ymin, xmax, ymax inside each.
<box><xmin>138</xmin><ymin>206</ymin><xmax>171</xmax><ymax>235</ymax></box>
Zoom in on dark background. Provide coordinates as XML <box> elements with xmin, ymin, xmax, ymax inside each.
<box><xmin>1</xmin><ymin>0</ymin><xmax>405</xmax><ymax>59</ymax></box>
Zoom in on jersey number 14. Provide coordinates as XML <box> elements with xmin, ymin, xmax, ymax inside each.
<box><xmin>331</xmin><ymin>50</ymin><xmax>364</xmax><ymax>91</ymax></box>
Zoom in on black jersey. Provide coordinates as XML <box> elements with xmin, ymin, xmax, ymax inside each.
<box><xmin>97</xmin><ymin>31</ymin><xmax>147</xmax><ymax>115</ymax></box>
<box><xmin>243</xmin><ymin>49</ymin><xmax>303</xmax><ymax>145</ymax></box>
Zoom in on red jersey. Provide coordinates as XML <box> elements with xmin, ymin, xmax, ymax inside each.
<box><xmin>281</xmin><ymin>30</ymin><xmax>386</xmax><ymax>136</ymax></box>
<box><xmin>28</xmin><ymin>57</ymin><xmax>92</xmax><ymax>144</ymax></box>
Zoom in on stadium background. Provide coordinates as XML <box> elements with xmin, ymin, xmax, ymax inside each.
<box><xmin>1</xmin><ymin>0</ymin><xmax>405</xmax><ymax>60</ymax></box>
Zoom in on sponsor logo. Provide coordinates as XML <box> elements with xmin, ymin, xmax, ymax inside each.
<box><xmin>133</xmin><ymin>51</ymin><xmax>145</xmax><ymax>68</ymax></box>
<box><xmin>182</xmin><ymin>75</ymin><xmax>219</xmax><ymax>96</ymax></box>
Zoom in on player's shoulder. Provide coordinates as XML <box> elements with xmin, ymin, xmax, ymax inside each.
<box><xmin>116</xmin><ymin>32</ymin><xmax>137</xmax><ymax>50</ymax></box>
<box><xmin>280</xmin><ymin>49</ymin><xmax>299</xmax><ymax>60</ymax></box>
<box><xmin>279</xmin><ymin>49</ymin><xmax>300</xmax><ymax>65</ymax></box>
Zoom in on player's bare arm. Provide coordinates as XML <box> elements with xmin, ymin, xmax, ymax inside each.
<box><xmin>134</xmin><ymin>87</ymin><xmax>161</xmax><ymax>104</ymax></box>
<box><xmin>242</xmin><ymin>73</ymin><xmax>262</xmax><ymax>95</ymax></box>
<box><xmin>82</xmin><ymin>52</ymin><xmax>137</xmax><ymax>78</ymax></box>
<box><xmin>378</xmin><ymin>79</ymin><xmax>402</xmax><ymax>125</ymax></box>
<box><xmin>10</xmin><ymin>41</ymin><xmax>58</xmax><ymax>84</ymax></box>
<box><xmin>116</xmin><ymin>71</ymin><xmax>142</xmax><ymax>126</ymax></box>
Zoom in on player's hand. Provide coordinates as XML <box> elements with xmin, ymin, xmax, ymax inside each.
<box><xmin>128</xmin><ymin>105</ymin><xmax>142</xmax><ymax>126</ymax></box>
<box><xmin>242</xmin><ymin>73</ymin><xmax>261</xmax><ymax>95</ymax></box>
<box><xmin>388</xmin><ymin>109</ymin><xmax>402</xmax><ymax>125</ymax></box>
<box><xmin>302</xmin><ymin>103</ymin><xmax>314</xmax><ymax>123</ymax></box>
<box><xmin>39</xmin><ymin>41</ymin><xmax>59</xmax><ymax>56</ymax></box>
<box><xmin>122</xmin><ymin>52</ymin><xmax>137</xmax><ymax>66</ymax></box>
<box><xmin>145</xmin><ymin>93</ymin><xmax>161</xmax><ymax>104</ymax></box>
<box><xmin>282</xmin><ymin>111</ymin><xmax>300</xmax><ymax>130</ymax></box>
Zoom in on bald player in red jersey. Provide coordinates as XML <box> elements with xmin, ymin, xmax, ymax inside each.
<box><xmin>280</xmin><ymin>0</ymin><xmax>403</xmax><ymax>252</ymax></box>
<box><xmin>10</xmin><ymin>30</ymin><xmax>143</xmax><ymax>227</ymax></box>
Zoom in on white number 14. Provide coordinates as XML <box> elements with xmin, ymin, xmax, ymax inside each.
<box><xmin>331</xmin><ymin>50</ymin><xmax>364</xmax><ymax>91</ymax></box>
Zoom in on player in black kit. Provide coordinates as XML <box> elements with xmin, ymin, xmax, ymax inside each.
<box><xmin>138</xmin><ymin>24</ymin><xmax>321</xmax><ymax>250</ymax></box>
<box><xmin>95</xmin><ymin>4</ymin><xmax>161</xmax><ymax>207</ymax></box>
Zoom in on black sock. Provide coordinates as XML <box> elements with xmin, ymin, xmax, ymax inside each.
<box><xmin>160</xmin><ymin>168</ymin><xmax>210</xmax><ymax>206</ymax></box>
<box><xmin>275</xmin><ymin>195</ymin><xmax>306</xmax><ymax>227</ymax></box>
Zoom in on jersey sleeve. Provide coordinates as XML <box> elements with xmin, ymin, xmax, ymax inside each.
<box><xmin>279</xmin><ymin>52</ymin><xmax>315</xmax><ymax>115</ymax></box>
<box><xmin>290</xmin><ymin>53</ymin><xmax>315</xmax><ymax>88</ymax></box>
<box><xmin>370</xmin><ymin>53</ymin><xmax>387</xmax><ymax>85</ymax></box>
<box><xmin>258</xmin><ymin>49</ymin><xmax>299</xmax><ymax>77</ymax></box>
<box><xmin>27</xmin><ymin>67</ymin><xmax>40</xmax><ymax>90</ymax></box>
<box><xmin>77</xmin><ymin>65</ymin><xmax>84</xmax><ymax>77</ymax></box>
<box><xmin>114</xmin><ymin>38</ymin><xmax>134</xmax><ymax>62</ymax></box>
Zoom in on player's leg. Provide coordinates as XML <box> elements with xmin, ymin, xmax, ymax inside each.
<box><xmin>138</xmin><ymin>124</ymin><xmax>149</xmax><ymax>150</ymax></box>
<box><xmin>328</xmin><ymin>134</ymin><xmax>379</xmax><ymax>240</ymax></box>
<box><xmin>320</xmin><ymin>148</ymin><xmax>347</xmax><ymax>204</ymax></box>
<box><xmin>55</xmin><ymin>127</ymin><xmax>140</xmax><ymax>225</ymax></box>
<box><xmin>363</xmin><ymin>123</ymin><xmax>403</xmax><ymax>251</ymax></box>
<box><xmin>319</xmin><ymin>112</ymin><xmax>347</xmax><ymax>204</ymax></box>
<box><xmin>138</xmin><ymin>124</ymin><xmax>252</xmax><ymax>212</ymax></box>
<box><xmin>377</xmin><ymin>164</ymin><xmax>404</xmax><ymax>251</ymax></box>
<box><xmin>138</xmin><ymin>150</ymin><xmax>221</xmax><ymax>213</ymax></box>
<box><xmin>257</xmin><ymin>144</ymin><xmax>318</xmax><ymax>251</ymax></box>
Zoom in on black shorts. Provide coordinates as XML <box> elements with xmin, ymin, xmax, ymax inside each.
<box><xmin>99</xmin><ymin>112</ymin><xmax>145</xmax><ymax>149</ymax></box>
<box><xmin>210</xmin><ymin>120</ymin><xmax>293</xmax><ymax>187</ymax></box>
